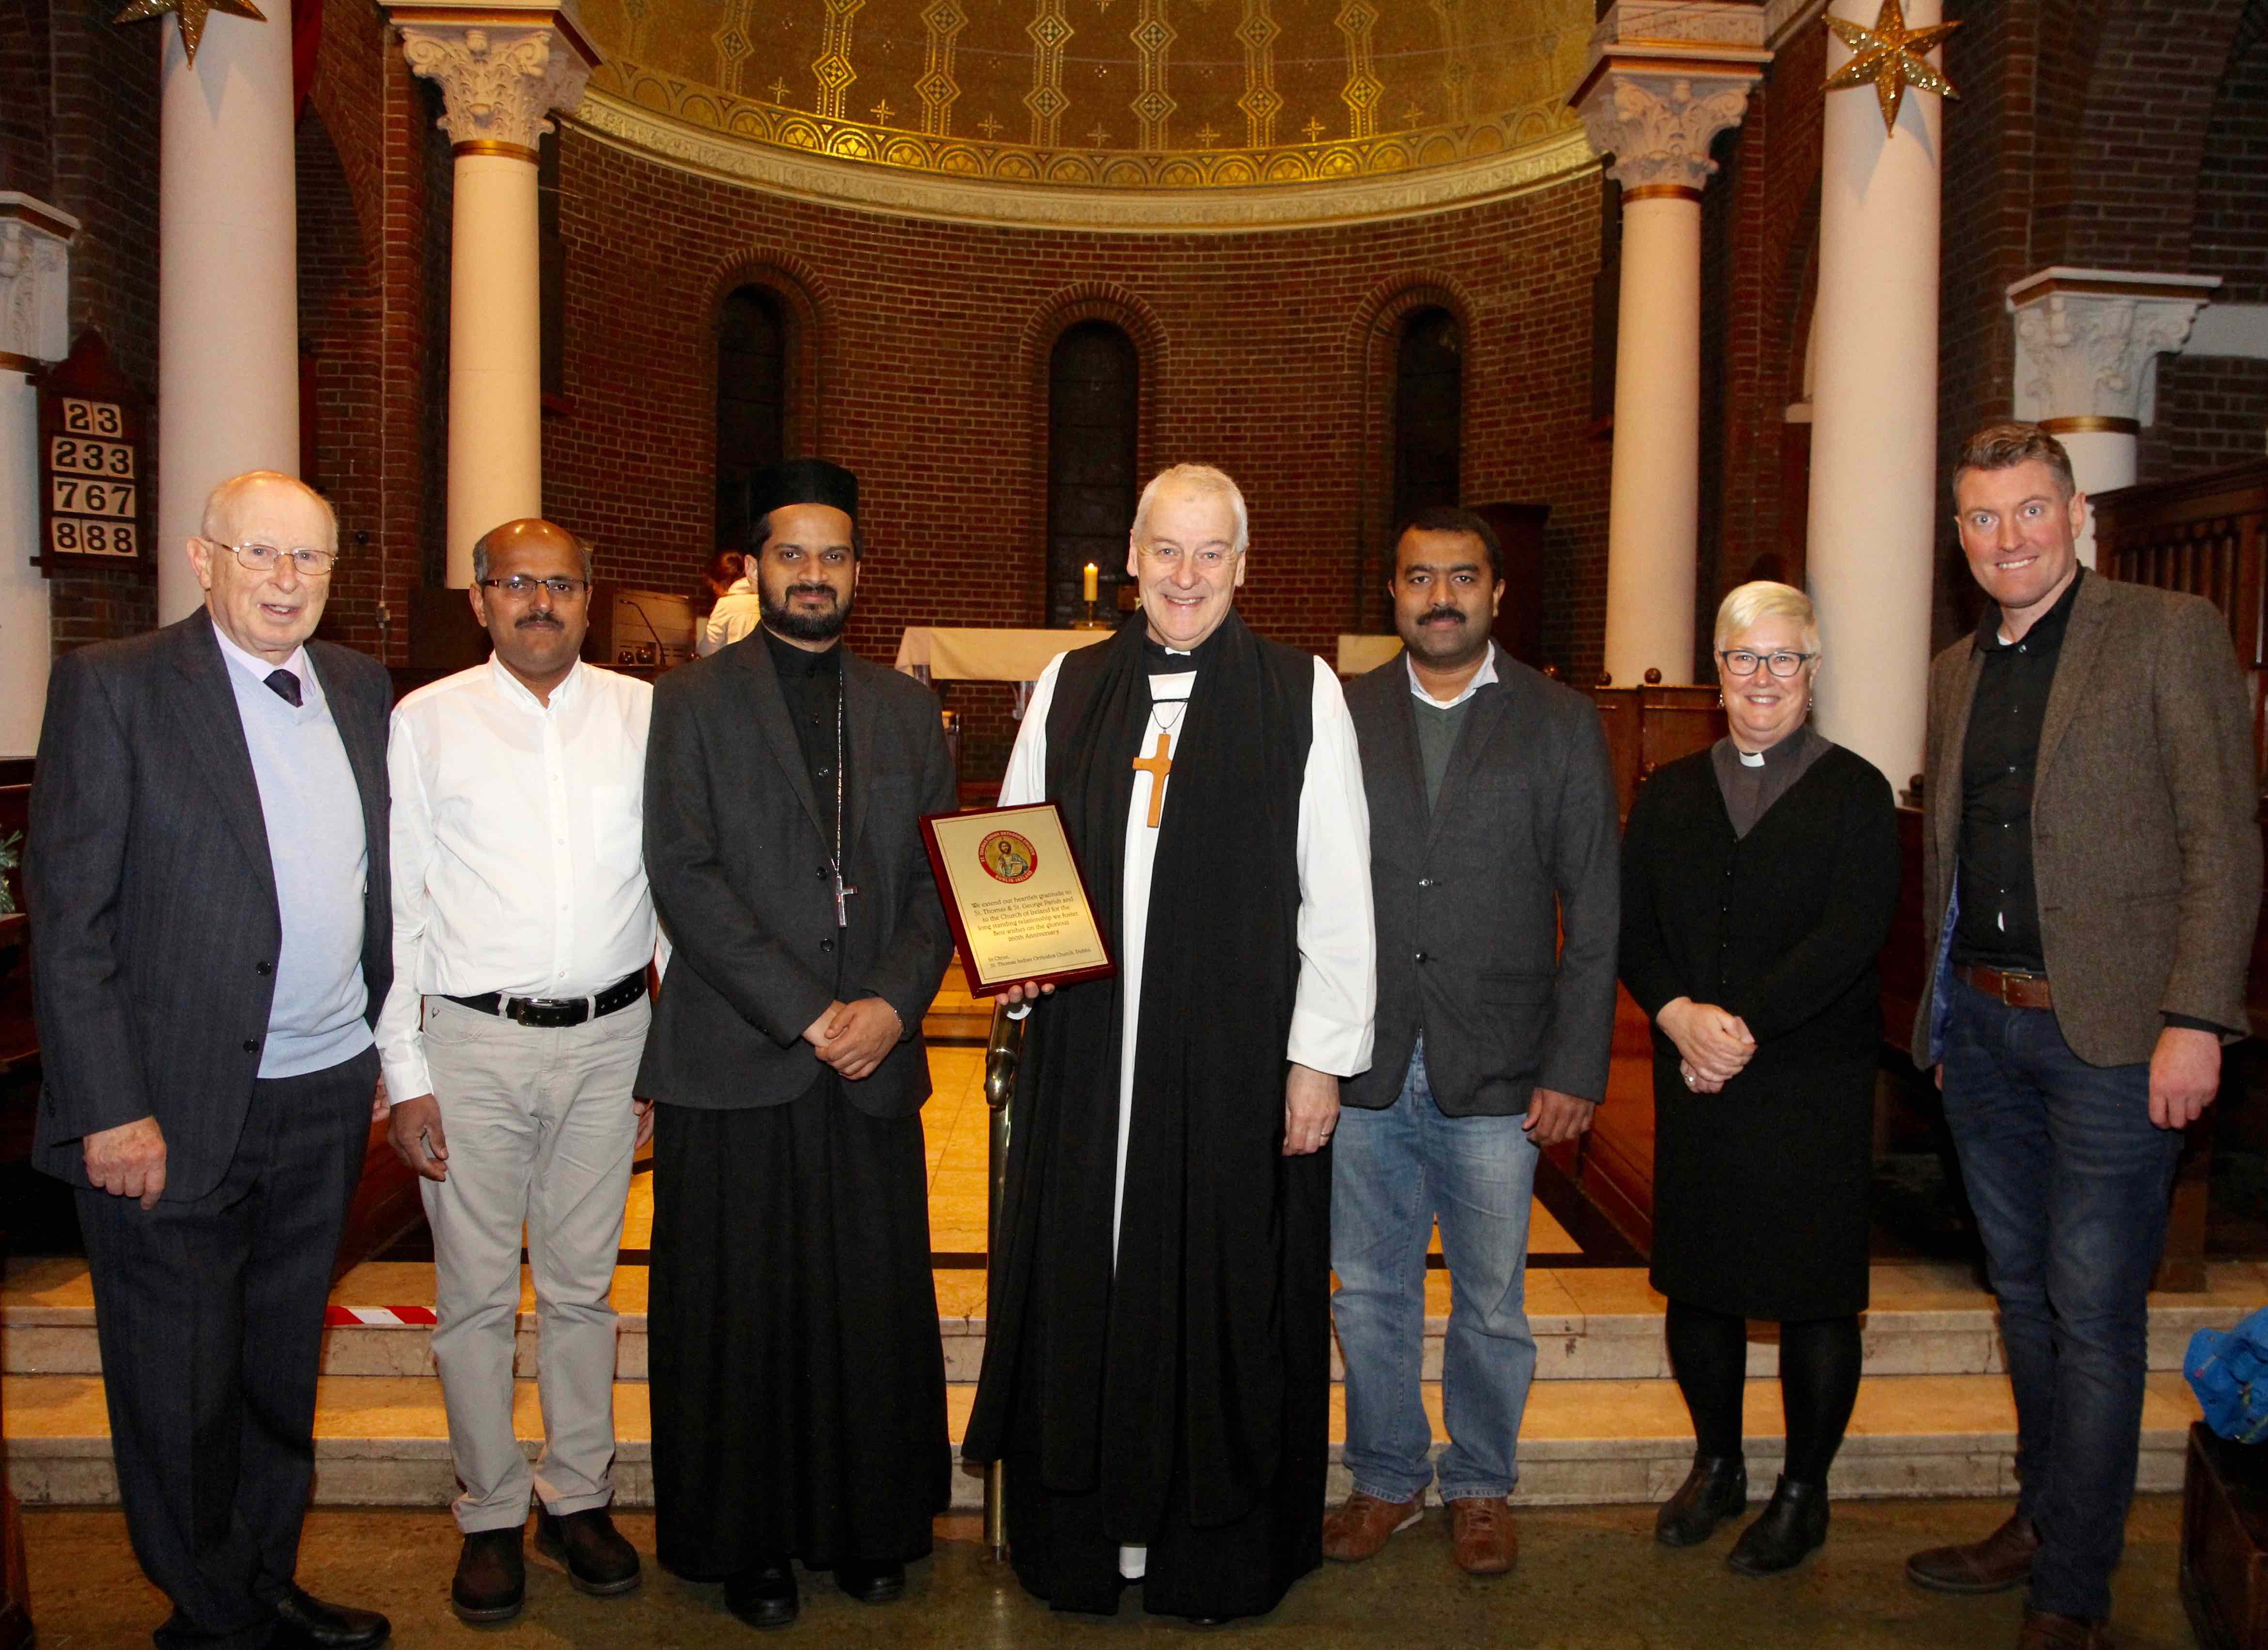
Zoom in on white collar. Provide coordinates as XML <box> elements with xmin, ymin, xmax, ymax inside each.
<box><xmin>1406</xmin><ymin>645</ymin><xmax>1499</xmax><ymax>710</ymax></box>
<box><xmin>488</xmin><ymin>651</ymin><xmax>584</xmax><ymax>713</ymax></box>
<box><xmin>209</xmin><ymin>615</ymin><xmax>310</xmax><ymax>692</ymax></box>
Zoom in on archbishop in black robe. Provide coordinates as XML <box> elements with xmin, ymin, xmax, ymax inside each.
<box><xmin>638</xmin><ymin>465</ymin><xmax>957</xmax><ymax>1589</ymax></box>
<box><xmin>963</xmin><ymin>610</ymin><xmax>1377</xmax><ymax>1620</ymax></box>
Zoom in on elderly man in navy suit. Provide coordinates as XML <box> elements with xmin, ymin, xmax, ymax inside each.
<box><xmin>29</xmin><ymin>471</ymin><xmax>395</xmax><ymax>1650</ymax></box>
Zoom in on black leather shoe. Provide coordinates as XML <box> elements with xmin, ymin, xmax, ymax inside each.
<box><xmin>836</xmin><ymin>1557</ymin><xmax>906</xmax><ymax>1604</ymax></box>
<box><xmin>451</xmin><ymin>1527</ymin><xmax>527</xmax><ymax>1625</ymax></box>
<box><xmin>271</xmin><ymin>1586</ymin><xmax>391</xmax><ymax>1649</ymax></box>
<box><xmin>536</xmin><ymin>1506</ymin><xmax>643</xmax><ymax>1596</ymax></box>
<box><xmin>1655</xmin><ymin>1456</ymin><xmax>1748</xmax><ymax>1548</ymax></box>
<box><xmin>1727</xmin><ymin>1476</ymin><xmax>1830</xmax><ymax>1575</ymax></box>
<box><xmin>725</xmin><ymin>1563</ymin><xmax>799</xmax><ymax>1630</ymax></box>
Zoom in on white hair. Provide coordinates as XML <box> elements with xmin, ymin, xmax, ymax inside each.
<box><xmin>200</xmin><ymin>470</ymin><xmax>338</xmax><ymax>550</ymax></box>
<box><xmin>1714</xmin><ymin>580</ymin><xmax>1820</xmax><ymax>657</ymax></box>
<box><xmin>1131</xmin><ymin>463</ymin><xmax>1249</xmax><ymax>555</ymax></box>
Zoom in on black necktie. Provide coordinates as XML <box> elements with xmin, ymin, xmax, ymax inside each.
<box><xmin>264</xmin><ymin>669</ymin><xmax>302</xmax><ymax>708</ymax></box>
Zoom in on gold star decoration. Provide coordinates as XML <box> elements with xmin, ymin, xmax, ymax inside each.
<box><xmin>114</xmin><ymin>0</ymin><xmax>267</xmax><ymax>67</ymax></box>
<box><xmin>1821</xmin><ymin>0</ymin><xmax>1960</xmax><ymax>134</ymax></box>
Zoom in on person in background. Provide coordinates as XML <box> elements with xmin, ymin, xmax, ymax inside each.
<box><xmin>1619</xmin><ymin>581</ymin><xmax>1900</xmax><ymax>1578</ymax></box>
<box><xmin>699</xmin><ymin>546</ymin><xmax>762</xmax><ymax>656</ymax></box>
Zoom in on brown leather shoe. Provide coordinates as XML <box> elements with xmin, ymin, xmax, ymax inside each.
<box><xmin>2017</xmin><ymin>1611</ymin><xmax>2113</xmax><ymax>1649</ymax></box>
<box><xmin>1321</xmin><ymin>1490</ymin><xmax>1422</xmax><ymax>1562</ymax></box>
<box><xmin>1449</xmin><ymin>1497</ymin><xmax>1517</xmax><ymax>1576</ymax></box>
<box><xmin>1905</xmin><ymin>1511</ymin><xmax>2039</xmax><ymax>1594</ymax></box>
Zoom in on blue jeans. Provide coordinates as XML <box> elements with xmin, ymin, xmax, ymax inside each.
<box><xmin>1330</xmin><ymin>1039</ymin><xmax>1540</xmax><ymax>1503</ymax></box>
<box><xmin>1940</xmin><ymin>973</ymin><xmax>2184</xmax><ymax>1621</ymax></box>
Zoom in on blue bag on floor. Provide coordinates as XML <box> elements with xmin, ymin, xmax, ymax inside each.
<box><xmin>2188</xmin><ymin>1307</ymin><xmax>2268</xmax><ymax>1443</ymax></box>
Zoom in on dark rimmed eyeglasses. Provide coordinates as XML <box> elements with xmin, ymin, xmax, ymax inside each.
<box><xmin>1717</xmin><ymin>648</ymin><xmax>1816</xmax><ymax>679</ymax></box>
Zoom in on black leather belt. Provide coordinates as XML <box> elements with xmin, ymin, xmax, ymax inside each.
<box><xmin>445</xmin><ymin>971</ymin><xmax>646</xmax><ymax>1029</ymax></box>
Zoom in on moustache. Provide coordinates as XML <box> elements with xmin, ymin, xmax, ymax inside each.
<box><xmin>516</xmin><ymin>614</ymin><xmax>562</xmax><ymax>629</ymax></box>
<box><xmin>1422</xmin><ymin>607</ymin><xmax>1468</xmax><ymax>623</ymax></box>
<box><xmin>789</xmin><ymin>585</ymin><xmax>838</xmax><ymax>601</ymax></box>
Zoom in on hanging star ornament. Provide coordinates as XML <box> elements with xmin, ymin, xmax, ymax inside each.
<box><xmin>113</xmin><ymin>0</ymin><xmax>268</xmax><ymax>67</ymax></box>
<box><xmin>1822</xmin><ymin>0</ymin><xmax>1960</xmax><ymax>134</ymax></box>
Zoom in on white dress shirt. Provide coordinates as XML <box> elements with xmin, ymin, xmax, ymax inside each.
<box><xmin>699</xmin><ymin>579</ymin><xmax>764</xmax><ymax>655</ymax></box>
<box><xmin>1405</xmin><ymin>644</ymin><xmax>1499</xmax><ymax>709</ymax></box>
<box><xmin>376</xmin><ymin>656</ymin><xmax>657</xmax><ymax>1103</ymax></box>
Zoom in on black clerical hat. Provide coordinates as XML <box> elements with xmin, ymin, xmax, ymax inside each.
<box><xmin>751</xmin><ymin>458</ymin><xmax>859</xmax><ymax>522</ymax></box>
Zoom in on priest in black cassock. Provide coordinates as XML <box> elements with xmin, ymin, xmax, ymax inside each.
<box><xmin>963</xmin><ymin>463</ymin><xmax>1377</xmax><ymax>1622</ymax></box>
<box><xmin>638</xmin><ymin>460</ymin><xmax>957</xmax><ymax>1629</ymax></box>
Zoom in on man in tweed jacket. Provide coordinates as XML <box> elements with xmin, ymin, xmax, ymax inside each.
<box><xmin>1904</xmin><ymin>425</ymin><xmax>2260</xmax><ymax>1650</ymax></box>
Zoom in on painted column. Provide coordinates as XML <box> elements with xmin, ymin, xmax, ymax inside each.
<box><xmin>1805</xmin><ymin>0</ymin><xmax>1946</xmax><ymax>794</ymax></box>
<box><xmin>2007</xmin><ymin>267</ymin><xmax>2221</xmax><ymax>566</ymax></box>
<box><xmin>155</xmin><ymin>7</ymin><xmax>300</xmax><ymax>625</ymax></box>
<box><xmin>394</xmin><ymin>4</ymin><xmax>596</xmax><ymax>587</ymax></box>
<box><xmin>1576</xmin><ymin>2</ymin><xmax>1769</xmax><ymax>686</ymax></box>
<box><xmin>0</xmin><ymin>195</ymin><xmax>78</xmax><ymax>758</ymax></box>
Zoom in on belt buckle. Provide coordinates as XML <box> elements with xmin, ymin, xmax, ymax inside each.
<box><xmin>1999</xmin><ymin>971</ymin><xmax>2039</xmax><ymax>1004</ymax></box>
<box><xmin>504</xmin><ymin>997</ymin><xmax>532</xmax><ymax>1025</ymax></box>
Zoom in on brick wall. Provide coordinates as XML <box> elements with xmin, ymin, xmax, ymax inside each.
<box><xmin>540</xmin><ymin>131</ymin><xmax>1614</xmax><ymax>771</ymax></box>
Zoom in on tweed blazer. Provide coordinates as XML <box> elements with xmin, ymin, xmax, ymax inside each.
<box><xmin>1342</xmin><ymin>645</ymin><xmax>1621</xmax><ymax>1116</ymax></box>
<box><xmin>1913</xmin><ymin>573</ymin><xmax>2260</xmax><ymax>1068</ymax></box>
<box><xmin>27</xmin><ymin>615</ymin><xmax>394</xmax><ymax>1201</ymax></box>
<box><xmin>636</xmin><ymin>632</ymin><xmax>956</xmax><ymax>1119</ymax></box>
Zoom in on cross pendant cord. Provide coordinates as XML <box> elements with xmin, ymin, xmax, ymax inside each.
<box><xmin>829</xmin><ymin>681</ymin><xmax>856</xmax><ymax>927</ymax></box>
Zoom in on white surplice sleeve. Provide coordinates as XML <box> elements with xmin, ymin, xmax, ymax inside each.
<box><xmin>998</xmin><ymin>652</ymin><xmax>1067</xmax><ymax>808</ymax></box>
<box><xmin>1288</xmin><ymin>655</ymin><xmax>1376</xmax><ymax>1078</ymax></box>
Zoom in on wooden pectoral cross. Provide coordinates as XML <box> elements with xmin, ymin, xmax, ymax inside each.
<box><xmin>1132</xmin><ymin>731</ymin><xmax>1174</xmax><ymax>829</ymax></box>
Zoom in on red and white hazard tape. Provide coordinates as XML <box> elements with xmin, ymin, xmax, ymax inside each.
<box><xmin>323</xmin><ymin>1305</ymin><xmax>438</xmax><ymax>1327</ymax></box>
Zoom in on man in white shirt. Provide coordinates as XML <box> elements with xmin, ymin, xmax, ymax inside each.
<box><xmin>377</xmin><ymin>518</ymin><xmax>655</xmax><ymax>1625</ymax></box>
<box><xmin>962</xmin><ymin>464</ymin><xmax>1376</xmax><ymax>1624</ymax></box>
<box><xmin>698</xmin><ymin>556</ymin><xmax>763</xmax><ymax>655</ymax></box>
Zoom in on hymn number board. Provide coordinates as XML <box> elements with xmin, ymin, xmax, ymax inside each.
<box><xmin>34</xmin><ymin>332</ymin><xmax>152</xmax><ymax>575</ymax></box>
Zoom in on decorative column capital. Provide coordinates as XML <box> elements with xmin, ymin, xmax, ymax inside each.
<box><xmin>392</xmin><ymin>4</ymin><xmax>601</xmax><ymax>158</ymax></box>
<box><xmin>0</xmin><ymin>193</ymin><xmax>81</xmax><ymax>370</ymax></box>
<box><xmin>2006</xmin><ymin>267</ymin><xmax>2223</xmax><ymax>431</ymax></box>
<box><xmin>1574</xmin><ymin>2</ymin><xmax>1770</xmax><ymax>195</ymax></box>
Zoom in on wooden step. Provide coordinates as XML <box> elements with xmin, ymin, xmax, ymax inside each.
<box><xmin>1</xmin><ymin>1369</ymin><xmax>2206</xmax><ymax>1513</ymax></box>
<box><xmin>9</xmin><ymin>1258</ymin><xmax>2264</xmax><ymax>1385</ymax></box>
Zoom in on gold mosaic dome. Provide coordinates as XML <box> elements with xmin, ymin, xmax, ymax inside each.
<box><xmin>574</xmin><ymin>0</ymin><xmax>1599</xmax><ymax>228</ymax></box>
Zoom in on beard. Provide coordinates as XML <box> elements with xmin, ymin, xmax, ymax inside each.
<box><xmin>761</xmin><ymin>582</ymin><xmax>852</xmax><ymax>642</ymax></box>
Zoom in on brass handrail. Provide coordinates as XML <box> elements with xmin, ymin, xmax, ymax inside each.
<box><xmin>979</xmin><ymin>1000</ymin><xmax>1026</xmax><ymax>1561</ymax></box>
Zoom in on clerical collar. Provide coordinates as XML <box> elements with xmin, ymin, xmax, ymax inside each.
<box><xmin>762</xmin><ymin>625</ymin><xmax>842</xmax><ymax>679</ymax></box>
<box><xmin>1142</xmin><ymin>637</ymin><xmax>1197</xmax><ymax>674</ymax></box>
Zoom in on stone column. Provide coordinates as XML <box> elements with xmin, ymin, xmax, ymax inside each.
<box><xmin>2007</xmin><ymin>268</ymin><xmax>2221</xmax><ymax>566</ymax></box>
<box><xmin>0</xmin><ymin>195</ymin><xmax>78</xmax><ymax>759</ymax></box>
<box><xmin>394</xmin><ymin>3</ymin><xmax>596</xmax><ymax>587</ymax></box>
<box><xmin>1576</xmin><ymin>3</ymin><xmax>1769</xmax><ymax>686</ymax></box>
<box><xmin>1806</xmin><ymin>0</ymin><xmax>1946</xmax><ymax>795</ymax></box>
<box><xmin>155</xmin><ymin>6</ymin><xmax>300</xmax><ymax>625</ymax></box>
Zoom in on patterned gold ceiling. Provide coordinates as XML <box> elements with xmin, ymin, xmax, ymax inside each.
<box><xmin>576</xmin><ymin>1</ymin><xmax>1595</xmax><ymax>194</ymax></box>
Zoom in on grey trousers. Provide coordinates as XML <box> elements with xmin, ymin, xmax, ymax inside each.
<box><xmin>417</xmin><ymin>992</ymin><xmax>647</xmax><ymax>1533</ymax></box>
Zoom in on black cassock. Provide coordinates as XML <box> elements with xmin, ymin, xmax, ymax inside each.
<box><xmin>648</xmin><ymin>634</ymin><xmax>949</xmax><ymax>1578</ymax></box>
<box><xmin>963</xmin><ymin>615</ymin><xmax>1331</xmax><ymax>1621</ymax></box>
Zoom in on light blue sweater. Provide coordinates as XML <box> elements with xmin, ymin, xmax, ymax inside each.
<box><xmin>216</xmin><ymin>627</ymin><xmax>373</xmax><ymax>1078</ymax></box>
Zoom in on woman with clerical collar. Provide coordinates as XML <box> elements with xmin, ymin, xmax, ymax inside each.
<box><xmin>1617</xmin><ymin>581</ymin><xmax>1902</xmax><ymax>1577</ymax></box>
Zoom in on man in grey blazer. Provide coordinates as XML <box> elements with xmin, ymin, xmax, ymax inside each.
<box><xmin>28</xmin><ymin>471</ymin><xmax>393</xmax><ymax>1650</ymax></box>
<box><xmin>1325</xmin><ymin>507</ymin><xmax>1621</xmax><ymax>1576</ymax></box>
<box><xmin>1905</xmin><ymin>425</ymin><xmax>2259</xmax><ymax>1650</ymax></box>
<box><xmin>638</xmin><ymin>459</ymin><xmax>957</xmax><ymax>1629</ymax></box>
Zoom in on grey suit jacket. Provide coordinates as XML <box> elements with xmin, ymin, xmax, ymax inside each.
<box><xmin>28</xmin><ymin>615</ymin><xmax>394</xmax><ymax>1201</ymax></box>
<box><xmin>637</xmin><ymin>632</ymin><xmax>957</xmax><ymax>1118</ymax></box>
<box><xmin>1343</xmin><ymin>645</ymin><xmax>1621</xmax><ymax>1116</ymax></box>
<box><xmin>1914</xmin><ymin>573</ymin><xmax>2261</xmax><ymax>1068</ymax></box>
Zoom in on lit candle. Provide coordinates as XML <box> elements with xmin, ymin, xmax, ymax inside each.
<box><xmin>1083</xmin><ymin>562</ymin><xmax>1098</xmax><ymax>603</ymax></box>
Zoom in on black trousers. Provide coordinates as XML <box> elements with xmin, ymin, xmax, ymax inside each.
<box><xmin>76</xmin><ymin>1048</ymin><xmax>376</xmax><ymax>1650</ymax></box>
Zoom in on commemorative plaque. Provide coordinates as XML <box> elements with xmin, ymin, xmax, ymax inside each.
<box><xmin>920</xmin><ymin>802</ymin><xmax>1115</xmax><ymax>997</ymax></box>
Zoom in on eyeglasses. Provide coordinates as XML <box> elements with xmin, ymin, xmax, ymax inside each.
<box><xmin>1718</xmin><ymin>648</ymin><xmax>1817</xmax><ymax>679</ymax></box>
<box><xmin>477</xmin><ymin>575</ymin><xmax>590</xmax><ymax>599</ymax></box>
<box><xmin>216</xmin><ymin>541</ymin><xmax>339</xmax><ymax>576</ymax></box>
